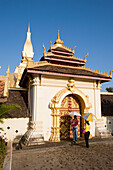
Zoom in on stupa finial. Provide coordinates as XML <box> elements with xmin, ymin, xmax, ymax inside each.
<box><xmin>28</xmin><ymin>23</ymin><xmax>30</xmax><ymax>32</ymax></box>
<box><xmin>57</xmin><ymin>30</ymin><xmax>60</xmax><ymax>39</ymax></box>
<box><xmin>55</xmin><ymin>30</ymin><xmax>63</xmax><ymax>45</ymax></box>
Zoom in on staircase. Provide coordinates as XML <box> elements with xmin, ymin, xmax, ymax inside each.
<box><xmin>95</xmin><ymin>118</ymin><xmax>112</xmax><ymax>138</ymax></box>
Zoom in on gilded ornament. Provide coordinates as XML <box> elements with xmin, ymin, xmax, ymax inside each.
<box><xmin>110</xmin><ymin>70</ymin><xmax>113</xmax><ymax>78</ymax></box>
<box><xmin>84</xmin><ymin>53</ymin><xmax>88</xmax><ymax>62</ymax></box>
<box><xmin>50</xmin><ymin>41</ymin><xmax>52</xmax><ymax>49</ymax></box>
<box><xmin>73</xmin><ymin>46</ymin><xmax>76</xmax><ymax>53</ymax></box>
<box><xmin>43</xmin><ymin>44</ymin><xmax>46</xmax><ymax>56</ymax></box>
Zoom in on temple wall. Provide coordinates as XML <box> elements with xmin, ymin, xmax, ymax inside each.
<box><xmin>0</xmin><ymin>118</ymin><xmax>29</xmax><ymax>142</ymax></box>
<box><xmin>30</xmin><ymin>75</ymin><xmax>101</xmax><ymax>140</ymax></box>
<box><xmin>101</xmin><ymin>116</ymin><xmax>113</xmax><ymax>134</ymax></box>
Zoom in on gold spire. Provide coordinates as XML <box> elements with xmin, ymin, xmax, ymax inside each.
<box><xmin>57</xmin><ymin>30</ymin><xmax>60</xmax><ymax>39</ymax></box>
<box><xmin>6</xmin><ymin>66</ymin><xmax>10</xmax><ymax>75</ymax></box>
<box><xmin>55</xmin><ymin>30</ymin><xmax>63</xmax><ymax>45</ymax></box>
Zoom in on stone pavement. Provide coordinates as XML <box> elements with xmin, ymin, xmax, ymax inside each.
<box><xmin>3</xmin><ymin>137</ymin><xmax>113</xmax><ymax>170</ymax></box>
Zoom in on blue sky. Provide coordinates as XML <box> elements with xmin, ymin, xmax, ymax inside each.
<box><xmin>0</xmin><ymin>0</ymin><xmax>113</xmax><ymax>91</ymax></box>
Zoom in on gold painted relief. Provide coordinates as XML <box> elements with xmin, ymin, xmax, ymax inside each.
<box><xmin>60</xmin><ymin>94</ymin><xmax>81</xmax><ymax>140</ymax></box>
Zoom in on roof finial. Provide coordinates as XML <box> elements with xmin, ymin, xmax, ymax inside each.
<box><xmin>55</xmin><ymin>30</ymin><xmax>63</xmax><ymax>45</ymax></box>
<box><xmin>84</xmin><ymin>53</ymin><xmax>88</xmax><ymax>62</ymax></box>
<box><xmin>43</xmin><ymin>44</ymin><xmax>46</xmax><ymax>56</ymax></box>
<box><xmin>50</xmin><ymin>41</ymin><xmax>52</xmax><ymax>49</ymax></box>
<box><xmin>58</xmin><ymin>30</ymin><xmax>60</xmax><ymax>39</ymax></box>
<box><xmin>28</xmin><ymin>23</ymin><xmax>30</xmax><ymax>32</ymax></box>
<box><xmin>73</xmin><ymin>46</ymin><xmax>76</xmax><ymax>53</ymax></box>
<box><xmin>110</xmin><ymin>70</ymin><xmax>113</xmax><ymax>78</ymax></box>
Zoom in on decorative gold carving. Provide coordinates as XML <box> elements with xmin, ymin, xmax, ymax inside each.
<box><xmin>110</xmin><ymin>70</ymin><xmax>113</xmax><ymax>78</ymax></box>
<box><xmin>43</xmin><ymin>44</ymin><xmax>46</xmax><ymax>56</ymax></box>
<box><xmin>50</xmin><ymin>41</ymin><xmax>52</xmax><ymax>49</ymax></box>
<box><xmin>49</xmin><ymin>84</ymin><xmax>92</xmax><ymax>142</ymax></box>
<box><xmin>82</xmin><ymin>65</ymin><xmax>110</xmax><ymax>77</ymax></box>
<box><xmin>73</xmin><ymin>46</ymin><xmax>76</xmax><ymax>53</ymax></box>
<box><xmin>67</xmin><ymin>79</ymin><xmax>75</xmax><ymax>91</ymax></box>
<box><xmin>84</xmin><ymin>53</ymin><xmax>88</xmax><ymax>62</ymax></box>
<box><xmin>32</xmin><ymin>77</ymin><xmax>39</xmax><ymax>86</ymax></box>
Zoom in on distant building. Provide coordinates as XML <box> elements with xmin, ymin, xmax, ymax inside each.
<box><xmin>0</xmin><ymin>26</ymin><xmax>113</xmax><ymax>144</ymax></box>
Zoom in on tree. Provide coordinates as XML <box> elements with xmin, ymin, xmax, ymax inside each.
<box><xmin>0</xmin><ymin>104</ymin><xmax>21</xmax><ymax>131</ymax></box>
<box><xmin>106</xmin><ymin>87</ymin><xmax>113</xmax><ymax>92</ymax></box>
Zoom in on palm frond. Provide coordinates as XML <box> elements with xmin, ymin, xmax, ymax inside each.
<box><xmin>0</xmin><ymin>127</ymin><xmax>4</xmax><ymax>131</ymax></box>
<box><xmin>0</xmin><ymin>104</ymin><xmax>21</xmax><ymax>118</ymax></box>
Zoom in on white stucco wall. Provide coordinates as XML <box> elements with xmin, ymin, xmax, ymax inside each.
<box><xmin>0</xmin><ymin>118</ymin><xmax>29</xmax><ymax>142</ymax></box>
<box><xmin>30</xmin><ymin>75</ymin><xmax>101</xmax><ymax>140</ymax></box>
<box><xmin>102</xmin><ymin>116</ymin><xmax>113</xmax><ymax>134</ymax></box>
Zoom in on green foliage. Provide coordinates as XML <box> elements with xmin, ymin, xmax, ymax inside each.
<box><xmin>106</xmin><ymin>87</ymin><xmax>113</xmax><ymax>92</ymax></box>
<box><xmin>0</xmin><ymin>104</ymin><xmax>21</xmax><ymax>168</ymax></box>
<box><xmin>0</xmin><ymin>137</ymin><xmax>6</xmax><ymax>169</ymax></box>
<box><xmin>0</xmin><ymin>103</ymin><xmax>21</xmax><ymax>131</ymax></box>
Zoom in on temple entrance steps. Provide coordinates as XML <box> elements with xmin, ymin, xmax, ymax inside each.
<box><xmin>95</xmin><ymin>118</ymin><xmax>112</xmax><ymax>138</ymax></box>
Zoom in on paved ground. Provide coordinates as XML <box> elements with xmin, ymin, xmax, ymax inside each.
<box><xmin>11</xmin><ymin>138</ymin><xmax>113</xmax><ymax>170</ymax></box>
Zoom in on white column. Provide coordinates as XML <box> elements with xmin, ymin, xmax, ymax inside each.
<box><xmin>31</xmin><ymin>77</ymin><xmax>39</xmax><ymax>121</ymax></box>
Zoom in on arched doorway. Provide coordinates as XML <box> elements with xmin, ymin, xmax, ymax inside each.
<box><xmin>60</xmin><ymin>94</ymin><xmax>81</xmax><ymax>140</ymax></box>
<box><xmin>49</xmin><ymin>79</ymin><xmax>92</xmax><ymax>142</ymax></box>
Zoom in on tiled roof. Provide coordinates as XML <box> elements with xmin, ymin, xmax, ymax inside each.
<box><xmin>28</xmin><ymin>64</ymin><xmax>110</xmax><ymax>79</ymax></box>
<box><xmin>0</xmin><ymin>81</ymin><xmax>5</xmax><ymax>97</ymax></box>
<box><xmin>5</xmin><ymin>89</ymin><xmax>29</xmax><ymax>118</ymax></box>
<box><xmin>101</xmin><ymin>94</ymin><xmax>113</xmax><ymax>116</ymax></box>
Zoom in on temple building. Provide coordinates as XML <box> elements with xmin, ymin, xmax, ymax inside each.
<box><xmin>0</xmin><ymin>26</ymin><xmax>113</xmax><ymax>144</ymax></box>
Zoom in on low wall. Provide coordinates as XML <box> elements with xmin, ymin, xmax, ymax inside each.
<box><xmin>0</xmin><ymin>118</ymin><xmax>29</xmax><ymax>142</ymax></box>
<box><xmin>102</xmin><ymin>116</ymin><xmax>113</xmax><ymax>134</ymax></box>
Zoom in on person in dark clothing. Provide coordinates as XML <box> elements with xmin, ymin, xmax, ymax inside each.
<box><xmin>84</xmin><ymin>120</ymin><xmax>90</xmax><ymax>148</ymax></box>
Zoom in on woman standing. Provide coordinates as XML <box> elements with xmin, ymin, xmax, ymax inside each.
<box><xmin>71</xmin><ymin>115</ymin><xmax>78</xmax><ymax>144</ymax></box>
<box><xmin>84</xmin><ymin>120</ymin><xmax>90</xmax><ymax>148</ymax></box>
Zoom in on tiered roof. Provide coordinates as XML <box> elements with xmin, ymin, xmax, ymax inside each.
<box><xmin>20</xmin><ymin>31</ymin><xmax>112</xmax><ymax>87</ymax></box>
<box><xmin>40</xmin><ymin>30</ymin><xmax>87</xmax><ymax>67</ymax></box>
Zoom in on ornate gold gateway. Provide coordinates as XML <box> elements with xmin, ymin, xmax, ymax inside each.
<box><xmin>49</xmin><ymin>79</ymin><xmax>92</xmax><ymax>142</ymax></box>
<box><xmin>60</xmin><ymin>94</ymin><xmax>81</xmax><ymax>140</ymax></box>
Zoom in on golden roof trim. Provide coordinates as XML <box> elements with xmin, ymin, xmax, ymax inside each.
<box><xmin>84</xmin><ymin>53</ymin><xmax>88</xmax><ymax>62</ymax></box>
<box><xmin>82</xmin><ymin>66</ymin><xmax>111</xmax><ymax>78</ymax></box>
<box><xmin>110</xmin><ymin>70</ymin><xmax>113</xmax><ymax>78</ymax></box>
<box><xmin>27</xmin><ymin>61</ymin><xmax>48</xmax><ymax>68</ymax></box>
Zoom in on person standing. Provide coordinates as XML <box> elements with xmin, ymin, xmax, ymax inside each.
<box><xmin>71</xmin><ymin>115</ymin><xmax>78</xmax><ymax>144</ymax></box>
<box><xmin>84</xmin><ymin>120</ymin><xmax>90</xmax><ymax>148</ymax></box>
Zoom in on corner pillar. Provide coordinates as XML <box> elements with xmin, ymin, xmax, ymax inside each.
<box><xmin>49</xmin><ymin>108</ymin><xmax>60</xmax><ymax>142</ymax></box>
<box><xmin>23</xmin><ymin>77</ymin><xmax>44</xmax><ymax>146</ymax></box>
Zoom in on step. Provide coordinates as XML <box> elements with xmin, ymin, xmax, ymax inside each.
<box><xmin>100</xmin><ymin>133</ymin><xmax>112</xmax><ymax>138</ymax></box>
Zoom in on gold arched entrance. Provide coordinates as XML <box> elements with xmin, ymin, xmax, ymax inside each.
<box><xmin>49</xmin><ymin>79</ymin><xmax>92</xmax><ymax>142</ymax></box>
<box><xmin>60</xmin><ymin>94</ymin><xmax>81</xmax><ymax>140</ymax></box>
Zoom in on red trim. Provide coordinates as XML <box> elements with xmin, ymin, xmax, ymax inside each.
<box><xmin>27</xmin><ymin>69</ymin><xmax>111</xmax><ymax>81</ymax></box>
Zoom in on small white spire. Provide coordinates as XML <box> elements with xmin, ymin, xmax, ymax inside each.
<box><xmin>28</xmin><ymin>23</ymin><xmax>30</xmax><ymax>32</ymax></box>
